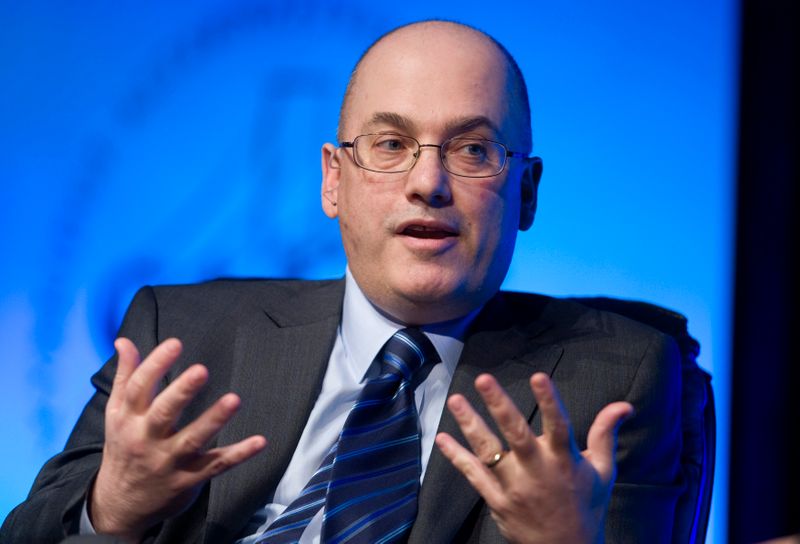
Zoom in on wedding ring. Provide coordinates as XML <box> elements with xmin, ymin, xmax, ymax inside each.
<box><xmin>485</xmin><ymin>450</ymin><xmax>507</xmax><ymax>468</ymax></box>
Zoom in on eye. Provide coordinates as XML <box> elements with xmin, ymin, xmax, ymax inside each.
<box><xmin>373</xmin><ymin>135</ymin><xmax>411</xmax><ymax>152</ymax></box>
<box><xmin>464</xmin><ymin>142</ymin><xmax>488</xmax><ymax>157</ymax></box>
<box><xmin>449</xmin><ymin>139</ymin><xmax>489</xmax><ymax>162</ymax></box>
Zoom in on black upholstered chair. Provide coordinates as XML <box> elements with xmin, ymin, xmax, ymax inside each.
<box><xmin>572</xmin><ymin>297</ymin><xmax>715</xmax><ymax>544</ymax></box>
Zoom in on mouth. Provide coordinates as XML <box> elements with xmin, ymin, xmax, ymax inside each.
<box><xmin>398</xmin><ymin>221</ymin><xmax>459</xmax><ymax>240</ymax></box>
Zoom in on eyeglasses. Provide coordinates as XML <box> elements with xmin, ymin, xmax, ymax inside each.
<box><xmin>339</xmin><ymin>133</ymin><xmax>529</xmax><ymax>178</ymax></box>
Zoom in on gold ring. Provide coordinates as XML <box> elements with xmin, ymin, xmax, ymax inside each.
<box><xmin>485</xmin><ymin>450</ymin><xmax>506</xmax><ymax>468</ymax></box>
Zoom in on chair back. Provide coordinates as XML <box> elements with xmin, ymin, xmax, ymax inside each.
<box><xmin>571</xmin><ymin>297</ymin><xmax>715</xmax><ymax>544</ymax></box>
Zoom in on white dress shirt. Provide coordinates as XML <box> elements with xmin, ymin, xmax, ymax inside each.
<box><xmin>236</xmin><ymin>270</ymin><xmax>475</xmax><ymax>543</ymax></box>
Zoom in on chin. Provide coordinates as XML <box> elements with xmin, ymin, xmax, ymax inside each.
<box><xmin>394</xmin><ymin>267</ymin><xmax>463</xmax><ymax>299</ymax></box>
<box><xmin>389</xmin><ymin>278</ymin><xmax>481</xmax><ymax>323</ymax></box>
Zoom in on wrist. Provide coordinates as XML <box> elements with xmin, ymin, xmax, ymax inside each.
<box><xmin>89</xmin><ymin>469</ymin><xmax>147</xmax><ymax>544</ymax></box>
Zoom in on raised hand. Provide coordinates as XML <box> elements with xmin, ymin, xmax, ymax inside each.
<box><xmin>435</xmin><ymin>372</ymin><xmax>633</xmax><ymax>544</ymax></box>
<box><xmin>90</xmin><ymin>338</ymin><xmax>267</xmax><ymax>543</ymax></box>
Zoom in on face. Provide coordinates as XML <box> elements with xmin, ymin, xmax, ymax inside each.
<box><xmin>321</xmin><ymin>23</ymin><xmax>540</xmax><ymax>324</ymax></box>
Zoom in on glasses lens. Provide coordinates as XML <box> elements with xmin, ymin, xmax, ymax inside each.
<box><xmin>354</xmin><ymin>134</ymin><xmax>418</xmax><ymax>173</ymax></box>
<box><xmin>442</xmin><ymin>138</ymin><xmax>505</xmax><ymax>177</ymax></box>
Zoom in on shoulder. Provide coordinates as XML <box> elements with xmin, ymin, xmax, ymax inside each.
<box><xmin>146</xmin><ymin>277</ymin><xmax>345</xmax><ymax>314</ymax></box>
<box><xmin>492</xmin><ymin>289</ymin><xmax>683</xmax><ymax>433</ymax></box>
<box><xmin>493</xmin><ymin>290</ymin><xmax>676</xmax><ymax>349</ymax></box>
<box><xmin>118</xmin><ymin>277</ymin><xmax>345</xmax><ymax>342</ymax></box>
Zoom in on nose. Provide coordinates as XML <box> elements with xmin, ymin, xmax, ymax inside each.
<box><xmin>404</xmin><ymin>144</ymin><xmax>452</xmax><ymax>207</ymax></box>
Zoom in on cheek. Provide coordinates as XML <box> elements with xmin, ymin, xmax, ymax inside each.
<box><xmin>338</xmin><ymin>205</ymin><xmax>372</xmax><ymax>255</ymax></box>
<box><xmin>337</xmin><ymin>184</ymin><xmax>392</xmax><ymax>253</ymax></box>
<box><xmin>467</xmin><ymin>187</ymin><xmax>520</xmax><ymax>275</ymax></box>
<box><xmin>471</xmin><ymin>192</ymin><xmax>514</xmax><ymax>250</ymax></box>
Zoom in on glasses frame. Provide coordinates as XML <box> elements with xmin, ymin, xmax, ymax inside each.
<box><xmin>339</xmin><ymin>133</ymin><xmax>530</xmax><ymax>178</ymax></box>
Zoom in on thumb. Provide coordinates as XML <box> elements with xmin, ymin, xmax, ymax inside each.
<box><xmin>584</xmin><ymin>401</ymin><xmax>634</xmax><ymax>482</ymax></box>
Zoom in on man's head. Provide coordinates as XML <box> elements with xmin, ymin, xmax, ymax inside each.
<box><xmin>321</xmin><ymin>20</ymin><xmax>543</xmax><ymax>324</ymax></box>
<box><xmin>336</xmin><ymin>21</ymin><xmax>534</xmax><ymax>153</ymax></box>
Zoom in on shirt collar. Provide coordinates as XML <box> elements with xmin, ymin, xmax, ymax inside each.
<box><xmin>341</xmin><ymin>267</ymin><xmax>479</xmax><ymax>382</ymax></box>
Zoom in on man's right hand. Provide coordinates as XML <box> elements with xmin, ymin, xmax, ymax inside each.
<box><xmin>90</xmin><ymin>337</ymin><xmax>267</xmax><ymax>543</ymax></box>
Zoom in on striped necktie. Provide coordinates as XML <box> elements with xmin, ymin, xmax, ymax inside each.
<box><xmin>256</xmin><ymin>327</ymin><xmax>439</xmax><ymax>544</ymax></box>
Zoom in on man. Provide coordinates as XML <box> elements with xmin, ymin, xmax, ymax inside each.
<box><xmin>0</xmin><ymin>20</ymin><xmax>682</xmax><ymax>543</ymax></box>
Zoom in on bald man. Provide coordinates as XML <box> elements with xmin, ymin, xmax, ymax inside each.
<box><xmin>0</xmin><ymin>21</ymin><xmax>682</xmax><ymax>544</ymax></box>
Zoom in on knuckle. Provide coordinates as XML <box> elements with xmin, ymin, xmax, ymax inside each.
<box><xmin>177</xmin><ymin>433</ymin><xmax>204</xmax><ymax>454</ymax></box>
<box><xmin>460</xmin><ymin>463</ymin><xmax>479</xmax><ymax>482</ymax></box>
<box><xmin>452</xmin><ymin>406</ymin><xmax>472</xmax><ymax>425</ymax></box>
<box><xmin>127</xmin><ymin>439</ymin><xmax>150</xmax><ymax>458</ymax></box>
<box><xmin>492</xmin><ymin>495</ymin><xmax>513</xmax><ymax>515</ymax></box>
<box><xmin>507</xmin><ymin>418</ymin><xmax>531</xmax><ymax>443</ymax></box>
<box><xmin>549</xmin><ymin>417</ymin><xmax>570</xmax><ymax>438</ymax></box>
<box><xmin>474</xmin><ymin>435</ymin><xmax>496</xmax><ymax>454</ymax></box>
<box><xmin>148</xmin><ymin>403</ymin><xmax>173</xmax><ymax>427</ymax></box>
<box><xmin>209</xmin><ymin>407</ymin><xmax>231</xmax><ymax>427</ymax></box>
<box><xmin>152</xmin><ymin>456</ymin><xmax>175</xmax><ymax>476</ymax></box>
<box><xmin>452</xmin><ymin>454</ymin><xmax>475</xmax><ymax>476</ymax></box>
<box><xmin>506</xmin><ymin>487</ymin><xmax>527</xmax><ymax>507</ymax></box>
<box><xmin>166</xmin><ymin>475</ymin><xmax>191</xmax><ymax>495</ymax></box>
<box><xmin>113</xmin><ymin>427</ymin><xmax>149</xmax><ymax>458</ymax></box>
<box><xmin>457</xmin><ymin>409</ymin><xmax>478</xmax><ymax>430</ymax></box>
<box><xmin>208</xmin><ymin>455</ymin><xmax>232</xmax><ymax>475</ymax></box>
<box><xmin>124</xmin><ymin>380</ymin><xmax>144</xmax><ymax>402</ymax></box>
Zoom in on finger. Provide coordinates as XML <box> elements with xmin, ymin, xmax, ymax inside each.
<box><xmin>435</xmin><ymin>432</ymin><xmax>504</xmax><ymax>506</ymax></box>
<box><xmin>108</xmin><ymin>337</ymin><xmax>141</xmax><ymax>412</ymax></box>
<box><xmin>124</xmin><ymin>338</ymin><xmax>183</xmax><ymax>413</ymax></box>
<box><xmin>584</xmin><ymin>401</ymin><xmax>634</xmax><ymax>482</ymax></box>
<box><xmin>474</xmin><ymin>374</ymin><xmax>537</xmax><ymax>461</ymax></box>
<box><xmin>181</xmin><ymin>434</ymin><xmax>267</xmax><ymax>485</ymax></box>
<box><xmin>171</xmin><ymin>393</ymin><xmax>243</xmax><ymax>456</ymax></box>
<box><xmin>529</xmin><ymin>373</ymin><xmax>576</xmax><ymax>455</ymax></box>
<box><xmin>146</xmin><ymin>364</ymin><xmax>209</xmax><ymax>436</ymax></box>
<box><xmin>446</xmin><ymin>393</ymin><xmax>506</xmax><ymax>464</ymax></box>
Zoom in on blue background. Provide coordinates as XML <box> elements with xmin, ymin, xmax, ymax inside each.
<box><xmin>0</xmin><ymin>1</ymin><xmax>736</xmax><ymax>541</ymax></box>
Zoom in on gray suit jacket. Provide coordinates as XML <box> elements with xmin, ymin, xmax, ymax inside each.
<box><xmin>0</xmin><ymin>279</ymin><xmax>683</xmax><ymax>543</ymax></box>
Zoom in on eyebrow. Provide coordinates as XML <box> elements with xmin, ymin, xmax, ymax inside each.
<box><xmin>362</xmin><ymin>112</ymin><xmax>502</xmax><ymax>139</ymax></box>
<box><xmin>364</xmin><ymin>112</ymin><xmax>419</xmax><ymax>133</ymax></box>
<box><xmin>443</xmin><ymin>116</ymin><xmax>502</xmax><ymax>138</ymax></box>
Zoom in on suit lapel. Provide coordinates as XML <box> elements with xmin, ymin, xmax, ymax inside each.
<box><xmin>204</xmin><ymin>281</ymin><xmax>343</xmax><ymax>543</ymax></box>
<box><xmin>198</xmin><ymin>283</ymin><xmax>565</xmax><ymax>542</ymax></box>
<box><xmin>410</xmin><ymin>294</ymin><xmax>564</xmax><ymax>543</ymax></box>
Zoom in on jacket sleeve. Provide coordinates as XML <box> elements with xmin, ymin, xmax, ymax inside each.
<box><xmin>0</xmin><ymin>287</ymin><xmax>160</xmax><ymax>544</ymax></box>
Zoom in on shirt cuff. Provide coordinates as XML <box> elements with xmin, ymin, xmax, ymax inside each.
<box><xmin>79</xmin><ymin>498</ymin><xmax>97</xmax><ymax>535</ymax></box>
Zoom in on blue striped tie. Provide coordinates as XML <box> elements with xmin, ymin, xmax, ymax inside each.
<box><xmin>321</xmin><ymin>328</ymin><xmax>439</xmax><ymax>544</ymax></box>
<box><xmin>256</xmin><ymin>327</ymin><xmax>439</xmax><ymax>544</ymax></box>
<box><xmin>254</xmin><ymin>442</ymin><xmax>339</xmax><ymax>543</ymax></box>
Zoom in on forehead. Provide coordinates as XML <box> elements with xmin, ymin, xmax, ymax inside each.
<box><xmin>343</xmin><ymin>25</ymin><xmax>517</xmax><ymax>140</ymax></box>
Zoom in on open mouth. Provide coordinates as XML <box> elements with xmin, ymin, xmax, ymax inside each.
<box><xmin>401</xmin><ymin>224</ymin><xmax>458</xmax><ymax>239</ymax></box>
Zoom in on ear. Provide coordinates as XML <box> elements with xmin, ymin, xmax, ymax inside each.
<box><xmin>321</xmin><ymin>143</ymin><xmax>341</xmax><ymax>218</ymax></box>
<box><xmin>518</xmin><ymin>156</ymin><xmax>542</xmax><ymax>231</ymax></box>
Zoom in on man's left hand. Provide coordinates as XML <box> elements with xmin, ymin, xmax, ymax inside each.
<box><xmin>435</xmin><ymin>372</ymin><xmax>633</xmax><ymax>544</ymax></box>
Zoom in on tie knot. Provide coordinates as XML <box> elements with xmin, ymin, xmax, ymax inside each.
<box><xmin>380</xmin><ymin>327</ymin><xmax>441</xmax><ymax>381</ymax></box>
